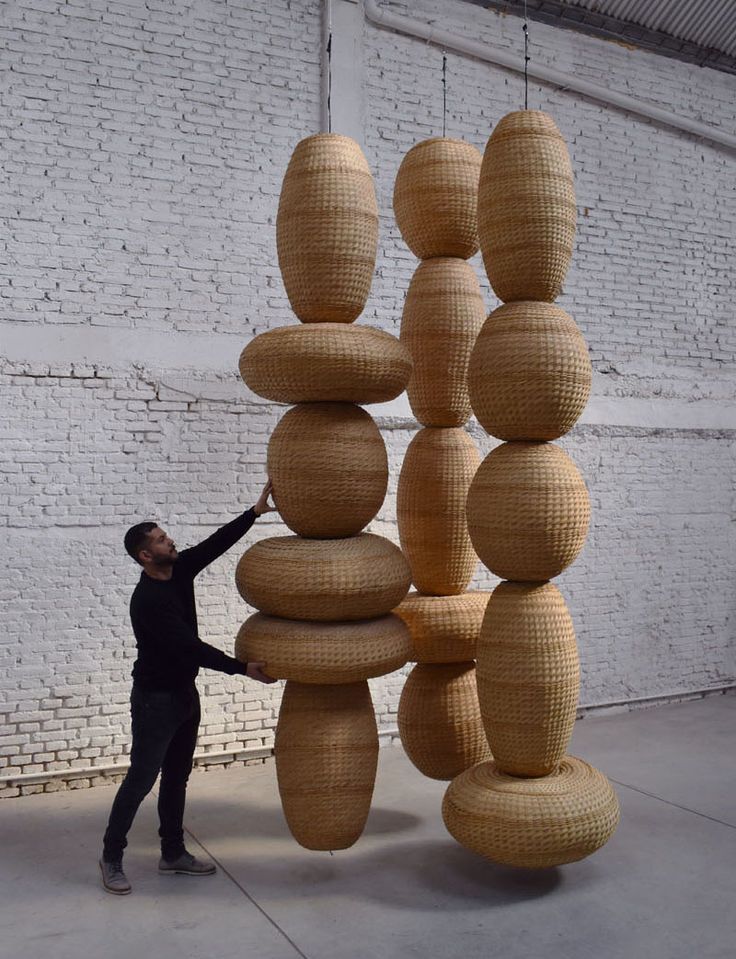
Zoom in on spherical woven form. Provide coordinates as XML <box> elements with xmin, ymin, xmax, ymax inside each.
<box><xmin>478</xmin><ymin>111</ymin><xmax>576</xmax><ymax>303</ymax></box>
<box><xmin>398</xmin><ymin>427</ymin><xmax>480</xmax><ymax>595</ymax></box>
<box><xmin>466</xmin><ymin>442</ymin><xmax>590</xmax><ymax>581</ymax></box>
<box><xmin>393</xmin><ymin>138</ymin><xmax>481</xmax><ymax>259</ymax></box>
<box><xmin>398</xmin><ymin>663</ymin><xmax>491</xmax><ymax>780</ymax></box>
<box><xmin>275</xmin><ymin>680</ymin><xmax>378</xmax><ymax>850</ymax></box>
<box><xmin>442</xmin><ymin>756</ymin><xmax>620</xmax><ymax>868</ymax></box>
<box><xmin>235</xmin><ymin>613</ymin><xmax>411</xmax><ymax>684</ymax></box>
<box><xmin>237</xmin><ymin>533</ymin><xmax>411</xmax><ymax>622</ymax></box>
<box><xmin>400</xmin><ymin>259</ymin><xmax>486</xmax><ymax>427</ymax></box>
<box><xmin>393</xmin><ymin>591</ymin><xmax>491</xmax><ymax>664</ymax></box>
<box><xmin>476</xmin><ymin>582</ymin><xmax>580</xmax><ymax>776</ymax></box>
<box><xmin>469</xmin><ymin>301</ymin><xmax>591</xmax><ymax>441</ymax></box>
<box><xmin>239</xmin><ymin>323</ymin><xmax>412</xmax><ymax>405</ymax></box>
<box><xmin>277</xmin><ymin>133</ymin><xmax>378</xmax><ymax>323</ymax></box>
<box><xmin>268</xmin><ymin>402</ymin><xmax>388</xmax><ymax>538</ymax></box>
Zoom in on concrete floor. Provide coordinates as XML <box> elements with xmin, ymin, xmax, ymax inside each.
<box><xmin>2</xmin><ymin>695</ymin><xmax>735</xmax><ymax>959</ymax></box>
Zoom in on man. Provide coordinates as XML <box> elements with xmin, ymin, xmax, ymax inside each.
<box><xmin>99</xmin><ymin>480</ymin><xmax>277</xmax><ymax>895</ymax></box>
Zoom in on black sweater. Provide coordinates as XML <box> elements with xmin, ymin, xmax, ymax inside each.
<box><xmin>130</xmin><ymin>509</ymin><xmax>256</xmax><ymax>691</ymax></box>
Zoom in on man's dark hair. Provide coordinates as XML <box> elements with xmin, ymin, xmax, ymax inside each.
<box><xmin>124</xmin><ymin>522</ymin><xmax>158</xmax><ymax>565</ymax></box>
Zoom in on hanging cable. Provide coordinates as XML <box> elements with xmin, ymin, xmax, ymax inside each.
<box><xmin>327</xmin><ymin>29</ymin><xmax>333</xmax><ymax>132</ymax></box>
<box><xmin>523</xmin><ymin>0</ymin><xmax>530</xmax><ymax>110</ymax></box>
<box><xmin>442</xmin><ymin>50</ymin><xmax>447</xmax><ymax>137</ymax></box>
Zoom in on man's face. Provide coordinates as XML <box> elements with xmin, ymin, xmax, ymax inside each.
<box><xmin>140</xmin><ymin>527</ymin><xmax>178</xmax><ymax>566</ymax></box>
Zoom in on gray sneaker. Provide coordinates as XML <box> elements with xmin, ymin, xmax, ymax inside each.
<box><xmin>99</xmin><ymin>858</ymin><xmax>132</xmax><ymax>895</ymax></box>
<box><xmin>158</xmin><ymin>851</ymin><xmax>216</xmax><ymax>876</ymax></box>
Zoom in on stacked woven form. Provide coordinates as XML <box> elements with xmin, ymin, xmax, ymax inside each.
<box><xmin>442</xmin><ymin>111</ymin><xmax>620</xmax><ymax>868</ymax></box>
<box><xmin>392</xmin><ymin>138</ymin><xmax>491</xmax><ymax>781</ymax></box>
<box><xmin>237</xmin><ymin>134</ymin><xmax>413</xmax><ymax>850</ymax></box>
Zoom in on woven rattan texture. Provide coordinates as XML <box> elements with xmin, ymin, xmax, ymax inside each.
<box><xmin>442</xmin><ymin>756</ymin><xmax>620</xmax><ymax>868</ymax></box>
<box><xmin>239</xmin><ymin>323</ymin><xmax>412</xmax><ymax>405</ymax></box>
<box><xmin>236</xmin><ymin>533</ymin><xmax>411</xmax><ymax>622</ymax></box>
<box><xmin>268</xmin><ymin>402</ymin><xmax>388</xmax><ymax>538</ymax></box>
<box><xmin>277</xmin><ymin>134</ymin><xmax>378</xmax><ymax>323</ymax></box>
<box><xmin>476</xmin><ymin>582</ymin><xmax>580</xmax><ymax>776</ymax></box>
<box><xmin>393</xmin><ymin>138</ymin><xmax>481</xmax><ymax>260</ymax></box>
<box><xmin>400</xmin><ymin>259</ymin><xmax>486</xmax><ymax>427</ymax></box>
<box><xmin>398</xmin><ymin>663</ymin><xmax>491</xmax><ymax>781</ymax></box>
<box><xmin>393</xmin><ymin>591</ymin><xmax>491</xmax><ymax>663</ymax></box>
<box><xmin>275</xmin><ymin>681</ymin><xmax>379</xmax><ymax>850</ymax></box>
<box><xmin>466</xmin><ymin>442</ymin><xmax>590</xmax><ymax>581</ymax></box>
<box><xmin>468</xmin><ymin>301</ymin><xmax>592</xmax><ymax>441</ymax></box>
<box><xmin>398</xmin><ymin>427</ymin><xmax>480</xmax><ymax>595</ymax></box>
<box><xmin>478</xmin><ymin>111</ymin><xmax>576</xmax><ymax>304</ymax></box>
<box><xmin>235</xmin><ymin>612</ymin><xmax>411</xmax><ymax>684</ymax></box>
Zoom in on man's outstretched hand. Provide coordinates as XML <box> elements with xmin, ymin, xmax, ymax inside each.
<box><xmin>253</xmin><ymin>479</ymin><xmax>278</xmax><ymax>517</ymax></box>
<box><xmin>246</xmin><ymin>661</ymin><xmax>277</xmax><ymax>684</ymax></box>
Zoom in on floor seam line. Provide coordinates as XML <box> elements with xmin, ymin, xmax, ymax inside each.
<box><xmin>610</xmin><ymin>778</ymin><xmax>736</xmax><ymax>829</ymax></box>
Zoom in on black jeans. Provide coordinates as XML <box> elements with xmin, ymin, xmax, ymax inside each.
<box><xmin>102</xmin><ymin>684</ymin><xmax>201</xmax><ymax>863</ymax></box>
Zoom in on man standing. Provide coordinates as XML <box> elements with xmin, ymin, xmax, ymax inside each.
<box><xmin>100</xmin><ymin>480</ymin><xmax>277</xmax><ymax>895</ymax></box>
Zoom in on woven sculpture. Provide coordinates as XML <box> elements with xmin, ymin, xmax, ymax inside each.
<box><xmin>394</xmin><ymin>591</ymin><xmax>491</xmax><ymax>663</ymax></box>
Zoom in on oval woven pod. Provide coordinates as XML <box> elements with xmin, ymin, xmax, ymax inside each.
<box><xmin>393</xmin><ymin>591</ymin><xmax>491</xmax><ymax>664</ymax></box>
<box><xmin>476</xmin><ymin>582</ymin><xmax>580</xmax><ymax>776</ymax></box>
<box><xmin>401</xmin><ymin>259</ymin><xmax>486</xmax><ymax>427</ymax></box>
<box><xmin>466</xmin><ymin>442</ymin><xmax>590</xmax><ymax>581</ymax></box>
<box><xmin>268</xmin><ymin>402</ymin><xmax>388</xmax><ymax>538</ymax></box>
<box><xmin>397</xmin><ymin>427</ymin><xmax>480</xmax><ymax>594</ymax></box>
<box><xmin>394</xmin><ymin>138</ymin><xmax>481</xmax><ymax>259</ymax></box>
<box><xmin>235</xmin><ymin>613</ymin><xmax>411</xmax><ymax>684</ymax></box>
<box><xmin>398</xmin><ymin>663</ymin><xmax>491</xmax><ymax>780</ymax></box>
<box><xmin>239</xmin><ymin>324</ymin><xmax>412</xmax><ymax>405</ymax></box>
<box><xmin>275</xmin><ymin>680</ymin><xmax>379</xmax><ymax>850</ymax></box>
<box><xmin>469</xmin><ymin>302</ymin><xmax>591</xmax><ymax>441</ymax></box>
<box><xmin>277</xmin><ymin>134</ymin><xmax>378</xmax><ymax>323</ymax></box>
<box><xmin>478</xmin><ymin>111</ymin><xmax>576</xmax><ymax>303</ymax></box>
<box><xmin>236</xmin><ymin>534</ymin><xmax>411</xmax><ymax>622</ymax></box>
<box><xmin>442</xmin><ymin>756</ymin><xmax>620</xmax><ymax>868</ymax></box>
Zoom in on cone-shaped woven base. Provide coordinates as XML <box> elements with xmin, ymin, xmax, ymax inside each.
<box><xmin>236</xmin><ymin>534</ymin><xmax>411</xmax><ymax>621</ymax></box>
<box><xmin>398</xmin><ymin>663</ymin><xmax>491</xmax><ymax>780</ymax></box>
<box><xmin>240</xmin><ymin>324</ymin><xmax>411</xmax><ymax>405</ymax></box>
<box><xmin>477</xmin><ymin>582</ymin><xmax>580</xmax><ymax>776</ymax></box>
<box><xmin>393</xmin><ymin>591</ymin><xmax>491</xmax><ymax>664</ymax></box>
<box><xmin>466</xmin><ymin>442</ymin><xmax>590</xmax><ymax>581</ymax></box>
<box><xmin>268</xmin><ymin>403</ymin><xmax>388</xmax><ymax>538</ymax></box>
<box><xmin>443</xmin><ymin>756</ymin><xmax>620</xmax><ymax>868</ymax></box>
<box><xmin>469</xmin><ymin>302</ymin><xmax>591</xmax><ymax>440</ymax></box>
<box><xmin>275</xmin><ymin>681</ymin><xmax>379</xmax><ymax>850</ymax></box>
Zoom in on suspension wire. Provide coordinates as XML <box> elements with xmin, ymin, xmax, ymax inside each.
<box><xmin>523</xmin><ymin>0</ymin><xmax>530</xmax><ymax>109</ymax></box>
<box><xmin>442</xmin><ymin>50</ymin><xmax>447</xmax><ymax>137</ymax></box>
<box><xmin>327</xmin><ymin>29</ymin><xmax>333</xmax><ymax>132</ymax></box>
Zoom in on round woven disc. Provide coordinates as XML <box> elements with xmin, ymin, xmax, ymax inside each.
<box><xmin>393</xmin><ymin>591</ymin><xmax>491</xmax><ymax>663</ymax></box>
<box><xmin>466</xmin><ymin>442</ymin><xmax>590</xmax><ymax>581</ymax></box>
<box><xmin>443</xmin><ymin>756</ymin><xmax>620</xmax><ymax>868</ymax></box>
<box><xmin>268</xmin><ymin>402</ymin><xmax>388</xmax><ymax>538</ymax></box>
<box><xmin>469</xmin><ymin>301</ymin><xmax>591</xmax><ymax>440</ymax></box>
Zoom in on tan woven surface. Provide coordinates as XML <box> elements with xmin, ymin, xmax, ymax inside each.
<box><xmin>400</xmin><ymin>259</ymin><xmax>486</xmax><ymax>427</ymax></box>
<box><xmin>442</xmin><ymin>756</ymin><xmax>620</xmax><ymax>868</ymax></box>
<box><xmin>235</xmin><ymin>612</ymin><xmax>410</xmax><ymax>684</ymax></box>
<box><xmin>277</xmin><ymin>133</ymin><xmax>378</xmax><ymax>323</ymax></box>
<box><xmin>398</xmin><ymin>663</ymin><xmax>491</xmax><ymax>781</ymax></box>
<box><xmin>393</xmin><ymin>137</ymin><xmax>481</xmax><ymax>259</ymax></box>
<box><xmin>476</xmin><ymin>582</ymin><xmax>580</xmax><ymax>776</ymax></box>
<box><xmin>275</xmin><ymin>681</ymin><xmax>379</xmax><ymax>850</ymax></box>
<box><xmin>236</xmin><ymin>533</ymin><xmax>411</xmax><ymax>621</ymax></box>
<box><xmin>468</xmin><ymin>301</ymin><xmax>591</xmax><ymax>441</ymax></box>
<box><xmin>398</xmin><ymin>427</ymin><xmax>480</xmax><ymax>594</ymax></box>
<box><xmin>268</xmin><ymin>402</ymin><xmax>388</xmax><ymax>538</ymax></box>
<box><xmin>393</xmin><ymin>591</ymin><xmax>491</xmax><ymax>663</ymax></box>
<box><xmin>466</xmin><ymin>442</ymin><xmax>590</xmax><ymax>581</ymax></box>
<box><xmin>478</xmin><ymin>111</ymin><xmax>576</xmax><ymax>303</ymax></box>
<box><xmin>239</xmin><ymin>323</ymin><xmax>412</xmax><ymax>405</ymax></box>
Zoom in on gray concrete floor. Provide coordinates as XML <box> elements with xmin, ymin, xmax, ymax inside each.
<box><xmin>2</xmin><ymin>695</ymin><xmax>735</xmax><ymax>959</ymax></box>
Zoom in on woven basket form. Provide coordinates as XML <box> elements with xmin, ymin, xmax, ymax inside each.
<box><xmin>268</xmin><ymin>402</ymin><xmax>388</xmax><ymax>538</ymax></box>
<box><xmin>398</xmin><ymin>427</ymin><xmax>480</xmax><ymax>595</ymax></box>
<box><xmin>398</xmin><ymin>663</ymin><xmax>491</xmax><ymax>780</ymax></box>
<box><xmin>466</xmin><ymin>442</ymin><xmax>590</xmax><ymax>581</ymax></box>
<box><xmin>478</xmin><ymin>111</ymin><xmax>576</xmax><ymax>303</ymax></box>
<box><xmin>400</xmin><ymin>259</ymin><xmax>486</xmax><ymax>427</ymax></box>
<box><xmin>442</xmin><ymin>756</ymin><xmax>620</xmax><ymax>868</ymax></box>
<box><xmin>476</xmin><ymin>581</ymin><xmax>580</xmax><ymax>776</ymax></box>
<box><xmin>393</xmin><ymin>591</ymin><xmax>491</xmax><ymax>664</ymax></box>
<box><xmin>275</xmin><ymin>681</ymin><xmax>379</xmax><ymax>850</ymax></box>
<box><xmin>277</xmin><ymin>134</ymin><xmax>378</xmax><ymax>323</ymax></box>
<box><xmin>468</xmin><ymin>301</ymin><xmax>591</xmax><ymax>441</ymax></box>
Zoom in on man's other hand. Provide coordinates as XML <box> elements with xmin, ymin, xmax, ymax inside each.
<box><xmin>246</xmin><ymin>661</ymin><xmax>277</xmax><ymax>684</ymax></box>
<box><xmin>253</xmin><ymin>479</ymin><xmax>277</xmax><ymax>517</ymax></box>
